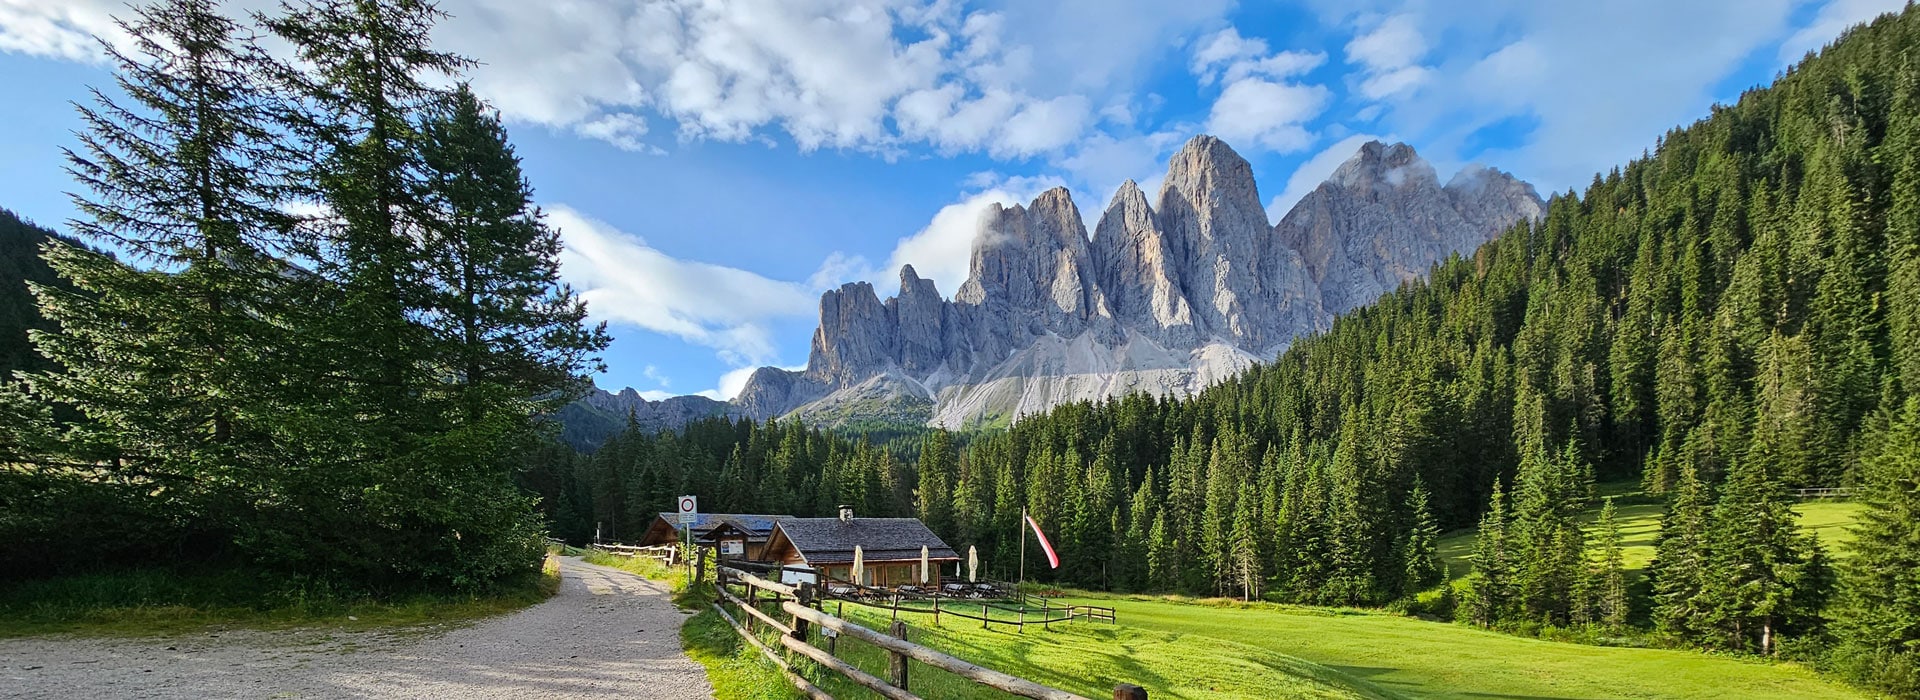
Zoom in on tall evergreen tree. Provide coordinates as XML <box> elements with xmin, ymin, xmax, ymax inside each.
<box><xmin>21</xmin><ymin>0</ymin><xmax>299</xmax><ymax>562</ymax></box>
<box><xmin>1832</xmin><ymin>396</ymin><xmax>1920</xmax><ymax>693</ymax></box>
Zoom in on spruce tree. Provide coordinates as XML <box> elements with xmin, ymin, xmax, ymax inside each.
<box><xmin>24</xmin><ymin>0</ymin><xmax>298</xmax><ymax>559</ymax></box>
<box><xmin>1462</xmin><ymin>479</ymin><xmax>1516</xmax><ymax>626</ymax></box>
<box><xmin>1649</xmin><ymin>460</ymin><xmax>1713</xmax><ymax>640</ymax></box>
<box><xmin>415</xmin><ymin>84</ymin><xmax>607</xmax><ymax>422</ymax></box>
<box><xmin>1400</xmin><ymin>478</ymin><xmax>1443</xmax><ymax>597</ymax></box>
<box><xmin>1832</xmin><ymin>396</ymin><xmax>1920</xmax><ymax>693</ymax></box>
<box><xmin>1697</xmin><ymin>449</ymin><xmax>1832</xmax><ymax>654</ymax></box>
<box><xmin>915</xmin><ymin>430</ymin><xmax>955</xmax><ymax>537</ymax></box>
<box><xmin>1588</xmin><ymin>497</ymin><xmax>1630</xmax><ymax>631</ymax></box>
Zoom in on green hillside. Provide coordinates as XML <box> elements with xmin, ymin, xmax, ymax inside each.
<box><xmin>1436</xmin><ymin>485</ymin><xmax>1866</xmax><ymax>580</ymax></box>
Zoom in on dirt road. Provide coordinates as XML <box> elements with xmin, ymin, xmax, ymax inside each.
<box><xmin>0</xmin><ymin>557</ymin><xmax>714</xmax><ymax>699</ymax></box>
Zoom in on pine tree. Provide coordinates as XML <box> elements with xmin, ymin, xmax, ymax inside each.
<box><xmin>1227</xmin><ymin>482</ymin><xmax>1262</xmax><ymax>601</ymax></box>
<box><xmin>915</xmin><ymin>430</ymin><xmax>956</xmax><ymax>538</ymax></box>
<box><xmin>1588</xmin><ymin>497</ymin><xmax>1630</xmax><ymax>631</ymax></box>
<box><xmin>1400</xmin><ymin>478</ymin><xmax>1443</xmax><ymax>597</ymax></box>
<box><xmin>1649</xmin><ymin>460</ymin><xmax>1713</xmax><ymax>639</ymax></box>
<box><xmin>415</xmin><ymin>84</ymin><xmax>607</xmax><ymax>423</ymax></box>
<box><xmin>1462</xmin><ymin>479</ymin><xmax>1516</xmax><ymax>626</ymax></box>
<box><xmin>1146</xmin><ymin>509</ymin><xmax>1177</xmax><ymax>591</ymax></box>
<box><xmin>1696</xmin><ymin>449</ymin><xmax>1832</xmax><ymax>654</ymax></box>
<box><xmin>24</xmin><ymin>0</ymin><xmax>299</xmax><ymax>557</ymax></box>
<box><xmin>1831</xmin><ymin>395</ymin><xmax>1920</xmax><ymax>693</ymax></box>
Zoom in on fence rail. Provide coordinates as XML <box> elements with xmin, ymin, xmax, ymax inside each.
<box><xmin>1793</xmin><ymin>487</ymin><xmax>1855</xmax><ymax>499</ymax></box>
<box><xmin>591</xmin><ymin>543</ymin><xmax>680</xmax><ymax>565</ymax></box>
<box><xmin>717</xmin><ymin>565</ymin><xmax>1130</xmax><ymax>700</ymax></box>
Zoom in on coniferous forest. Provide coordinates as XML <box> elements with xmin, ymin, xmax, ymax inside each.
<box><xmin>525</xmin><ymin>7</ymin><xmax>1920</xmax><ymax>694</ymax></box>
<box><xmin>3</xmin><ymin>0</ymin><xmax>1920</xmax><ymax>696</ymax></box>
<box><xmin>0</xmin><ymin>0</ymin><xmax>607</xmax><ymax>592</ymax></box>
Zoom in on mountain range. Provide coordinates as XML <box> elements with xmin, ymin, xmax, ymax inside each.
<box><xmin>567</xmin><ymin>135</ymin><xmax>1543</xmax><ymax>445</ymax></box>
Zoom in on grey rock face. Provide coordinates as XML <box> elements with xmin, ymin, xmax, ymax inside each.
<box><xmin>1276</xmin><ymin>141</ymin><xmax>1544</xmax><ymax>316</ymax></box>
<box><xmin>1092</xmin><ymin>179</ymin><xmax>1196</xmax><ymax>348</ymax></box>
<box><xmin>729</xmin><ymin>136</ymin><xmax>1543</xmax><ymax>428</ymax></box>
<box><xmin>559</xmin><ymin>387</ymin><xmax>743</xmax><ymax>450</ymax></box>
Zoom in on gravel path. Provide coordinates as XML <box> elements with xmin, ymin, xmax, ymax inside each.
<box><xmin>0</xmin><ymin>557</ymin><xmax>715</xmax><ymax>699</ymax></box>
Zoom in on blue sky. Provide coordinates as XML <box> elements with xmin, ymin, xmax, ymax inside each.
<box><xmin>0</xmin><ymin>0</ymin><xmax>1904</xmax><ymax>399</ymax></box>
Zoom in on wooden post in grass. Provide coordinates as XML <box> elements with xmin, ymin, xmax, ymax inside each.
<box><xmin>1018</xmin><ymin>605</ymin><xmax>1025</xmax><ymax>633</ymax></box>
<box><xmin>933</xmin><ymin>589</ymin><xmax>940</xmax><ymax>626</ymax></box>
<box><xmin>791</xmin><ymin>583</ymin><xmax>812</xmax><ymax>642</ymax></box>
<box><xmin>1043</xmin><ymin>598</ymin><xmax>1050</xmax><ymax>631</ymax></box>
<box><xmin>888</xmin><ymin>620</ymin><xmax>910</xmax><ymax>692</ymax></box>
<box><xmin>982</xmin><ymin>604</ymin><xmax>990</xmax><ymax>629</ymax></box>
<box><xmin>746</xmin><ymin>585</ymin><xmax>758</xmax><ymax>633</ymax></box>
<box><xmin>1113</xmin><ymin>683</ymin><xmax>1147</xmax><ymax>700</ymax></box>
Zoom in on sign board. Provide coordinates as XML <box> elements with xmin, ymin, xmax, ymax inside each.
<box><xmin>720</xmin><ymin>540</ymin><xmax>744</xmax><ymax>556</ymax></box>
<box><xmin>675</xmin><ymin>495</ymin><xmax>698</xmax><ymax>525</ymax></box>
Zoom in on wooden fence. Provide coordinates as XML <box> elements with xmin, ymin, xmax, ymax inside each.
<box><xmin>591</xmin><ymin>543</ymin><xmax>680</xmax><ymax>565</ymax></box>
<box><xmin>724</xmin><ymin>560</ymin><xmax>1117</xmax><ymax>632</ymax></box>
<box><xmin>1793</xmin><ymin>487</ymin><xmax>1855</xmax><ymax>499</ymax></box>
<box><xmin>717</xmin><ymin>565</ymin><xmax>1140</xmax><ymax>700</ymax></box>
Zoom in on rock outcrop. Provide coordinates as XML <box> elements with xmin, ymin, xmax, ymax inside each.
<box><xmin>556</xmin><ymin>387</ymin><xmax>743</xmax><ymax>451</ymax></box>
<box><xmin>731</xmin><ymin>136</ymin><xmax>1543</xmax><ymax>429</ymax></box>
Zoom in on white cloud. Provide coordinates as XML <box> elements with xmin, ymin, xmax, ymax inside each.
<box><xmin>2</xmin><ymin>0</ymin><xmax>1222</xmax><ymax>159</ymax></box>
<box><xmin>814</xmin><ymin>172</ymin><xmax>1069</xmax><ymax>296</ymax></box>
<box><xmin>1268</xmin><ymin>132</ymin><xmax>1386</xmax><ymax>222</ymax></box>
<box><xmin>1205</xmin><ymin>79</ymin><xmax>1330</xmax><ymax>153</ymax></box>
<box><xmin>1345</xmin><ymin>13</ymin><xmax>1430</xmax><ymax>99</ymax></box>
<box><xmin>1190</xmin><ymin>28</ymin><xmax>1326</xmax><ymax>86</ymax></box>
<box><xmin>549</xmin><ymin>204</ymin><xmax>816</xmax><ymax>366</ymax></box>
<box><xmin>572</xmin><ymin>112</ymin><xmax>657</xmax><ymax>153</ymax></box>
<box><xmin>642</xmin><ymin>364</ymin><xmax>671</xmax><ymax>388</ymax></box>
<box><xmin>0</xmin><ymin>0</ymin><xmax>135</xmax><ymax>61</ymax></box>
<box><xmin>1778</xmin><ymin>0</ymin><xmax>1907</xmax><ymax>63</ymax></box>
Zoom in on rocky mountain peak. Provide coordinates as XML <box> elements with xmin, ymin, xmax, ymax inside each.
<box><xmin>729</xmin><ymin>134</ymin><xmax>1543</xmax><ymax>430</ymax></box>
<box><xmin>1331</xmin><ymin>140</ymin><xmax>1440</xmax><ymax>191</ymax></box>
<box><xmin>1278</xmin><ymin>140</ymin><xmax>1545</xmax><ymax>315</ymax></box>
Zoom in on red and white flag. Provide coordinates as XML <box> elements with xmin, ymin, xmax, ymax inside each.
<box><xmin>1025</xmin><ymin>513</ymin><xmax>1060</xmax><ymax>569</ymax></box>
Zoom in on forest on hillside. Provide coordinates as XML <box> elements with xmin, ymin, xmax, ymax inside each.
<box><xmin>534</xmin><ymin>6</ymin><xmax>1920</xmax><ymax>694</ymax></box>
<box><xmin>0</xmin><ymin>0</ymin><xmax>605</xmax><ymax>593</ymax></box>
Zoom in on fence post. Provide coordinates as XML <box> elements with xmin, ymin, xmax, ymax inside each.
<box><xmin>888</xmin><ymin>620</ymin><xmax>910</xmax><ymax>692</ymax></box>
<box><xmin>933</xmin><ymin>589</ymin><xmax>940</xmax><ymax>626</ymax></box>
<box><xmin>1018</xmin><ymin>605</ymin><xmax>1025</xmax><ymax>634</ymax></box>
<box><xmin>1114</xmin><ymin>683</ymin><xmax>1147</xmax><ymax>700</ymax></box>
<box><xmin>746</xmin><ymin>585</ymin><xmax>758</xmax><ymax>633</ymax></box>
<box><xmin>982</xmin><ymin>604</ymin><xmax>989</xmax><ymax>629</ymax></box>
<box><xmin>791</xmin><ymin>583</ymin><xmax>812</xmax><ymax>642</ymax></box>
<box><xmin>892</xmin><ymin>594</ymin><xmax>900</xmax><ymax>621</ymax></box>
<box><xmin>1043</xmin><ymin>598</ymin><xmax>1050</xmax><ymax>631</ymax></box>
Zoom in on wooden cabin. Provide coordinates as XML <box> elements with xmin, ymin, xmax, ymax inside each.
<box><xmin>635</xmin><ymin>513</ymin><xmax>793</xmax><ymax>561</ymax></box>
<box><xmin>762</xmin><ymin>508</ymin><xmax>960</xmax><ymax>588</ymax></box>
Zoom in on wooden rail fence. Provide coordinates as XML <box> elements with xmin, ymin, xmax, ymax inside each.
<box><xmin>1793</xmin><ymin>487</ymin><xmax>1855</xmax><ymax>499</ymax></box>
<box><xmin>717</xmin><ymin>565</ymin><xmax>1139</xmax><ymax>700</ymax></box>
<box><xmin>590</xmin><ymin>543</ymin><xmax>680</xmax><ymax>565</ymax></box>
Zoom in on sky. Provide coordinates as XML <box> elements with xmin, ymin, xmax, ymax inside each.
<box><xmin>0</xmin><ymin>0</ymin><xmax>1907</xmax><ymax>400</ymax></box>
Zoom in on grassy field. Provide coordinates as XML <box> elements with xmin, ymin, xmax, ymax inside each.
<box><xmin>687</xmin><ymin>492</ymin><xmax>1874</xmax><ymax>700</ymax></box>
<box><xmin>699</xmin><ymin>594</ymin><xmax>1385</xmax><ymax>700</ymax></box>
<box><xmin>1437</xmin><ymin>488</ymin><xmax>1865</xmax><ymax>580</ymax></box>
<box><xmin>1066</xmin><ymin>595</ymin><xmax>1864</xmax><ymax>700</ymax></box>
<box><xmin>0</xmin><ymin>553</ymin><xmax>562</xmax><ymax>638</ymax></box>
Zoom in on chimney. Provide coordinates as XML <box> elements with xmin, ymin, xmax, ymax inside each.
<box><xmin>838</xmin><ymin>505</ymin><xmax>854</xmax><ymax>522</ymax></box>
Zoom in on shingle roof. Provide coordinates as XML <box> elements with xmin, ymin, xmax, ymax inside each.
<box><xmin>657</xmin><ymin>513</ymin><xmax>794</xmax><ymax>536</ymax></box>
<box><xmin>770</xmin><ymin>518</ymin><xmax>960</xmax><ymax>565</ymax></box>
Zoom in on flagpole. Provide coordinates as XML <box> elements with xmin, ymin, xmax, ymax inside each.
<box><xmin>1019</xmin><ymin>506</ymin><xmax>1027</xmax><ymax>594</ymax></box>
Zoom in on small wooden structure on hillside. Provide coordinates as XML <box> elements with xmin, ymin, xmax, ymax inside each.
<box><xmin>762</xmin><ymin>506</ymin><xmax>960</xmax><ymax>588</ymax></box>
<box><xmin>635</xmin><ymin>512</ymin><xmax>794</xmax><ymax>562</ymax></box>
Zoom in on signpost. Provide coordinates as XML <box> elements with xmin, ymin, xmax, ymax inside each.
<box><xmin>677</xmin><ymin>495</ymin><xmax>698</xmax><ymax>574</ymax></box>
